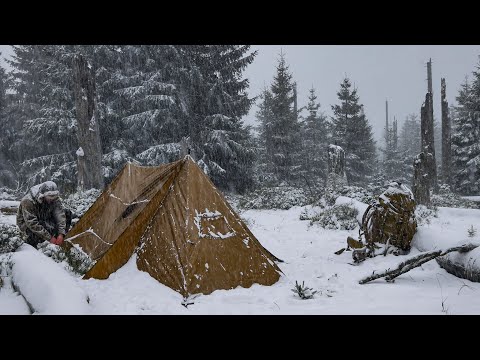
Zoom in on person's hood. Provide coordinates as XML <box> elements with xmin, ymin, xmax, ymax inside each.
<box><xmin>29</xmin><ymin>181</ymin><xmax>59</xmax><ymax>203</ymax></box>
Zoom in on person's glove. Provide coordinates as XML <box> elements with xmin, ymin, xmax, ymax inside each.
<box><xmin>50</xmin><ymin>236</ymin><xmax>57</xmax><ymax>244</ymax></box>
<box><xmin>56</xmin><ymin>234</ymin><xmax>64</xmax><ymax>245</ymax></box>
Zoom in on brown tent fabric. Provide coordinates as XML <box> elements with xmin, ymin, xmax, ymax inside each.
<box><xmin>66</xmin><ymin>156</ymin><xmax>281</xmax><ymax>296</ymax></box>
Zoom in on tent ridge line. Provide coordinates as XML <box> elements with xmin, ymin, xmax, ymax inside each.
<box><xmin>83</xmin><ymin>159</ymin><xmax>185</xmax><ymax>279</ymax></box>
<box><xmin>137</xmin><ymin>157</ymin><xmax>190</xmax><ymax>294</ymax></box>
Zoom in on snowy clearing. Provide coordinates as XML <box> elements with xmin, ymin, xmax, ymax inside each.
<box><xmin>1</xmin><ymin>199</ymin><xmax>480</xmax><ymax>314</ymax></box>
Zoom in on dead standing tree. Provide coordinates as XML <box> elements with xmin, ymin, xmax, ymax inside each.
<box><xmin>441</xmin><ymin>78</ymin><xmax>452</xmax><ymax>187</ymax></box>
<box><xmin>72</xmin><ymin>54</ymin><xmax>104</xmax><ymax>191</ymax></box>
<box><xmin>413</xmin><ymin>59</ymin><xmax>438</xmax><ymax>204</ymax></box>
<box><xmin>413</xmin><ymin>152</ymin><xmax>431</xmax><ymax>205</ymax></box>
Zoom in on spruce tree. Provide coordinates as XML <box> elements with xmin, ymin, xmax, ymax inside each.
<box><xmin>107</xmin><ymin>45</ymin><xmax>184</xmax><ymax>157</ymax></box>
<box><xmin>0</xmin><ymin>58</ymin><xmax>15</xmax><ymax>187</ymax></box>
<box><xmin>452</xmin><ymin>76</ymin><xmax>480</xmax><ymax>195</ymax></box>
<box><xmin>179</xmin><ymin>45</ymin><xmax>257</xmax><ymax>193</ymax></box>
<box><xmin>2</xmin><ymin>45</ymin><xmax>258</xmax><ymax>194</ymax></box>
<box><xmin>331</xmin><ymin>78</ymin><xmax>376</xmax><ymax>184</ymax></box>
<box><xmin>256</xmin><ymin>87</ymin><xmax>276</xmax><ymax>183</ymax></box>
<box><xmin>300</xmin><ymin>87</ymin><xmax>328</xmax><ymax>185</ymax></box>
<box><xmin>78</xmin><ymin>45</ymin><xmax>128</xmax><ymax>156</ymax></box>
<box><xmin>6</xmin><ymin>45</ymin><xmax>78</xmax><ymax>191</ymax></box>
<box><xmin>258</xmin><ymin>52</ymin><xmax>301</xmax><ymax>183</ymax></box>
<box><xmin>0</xmin><ymin>56</ymin><xmax>6</xmax><ymax>111</ymax></box>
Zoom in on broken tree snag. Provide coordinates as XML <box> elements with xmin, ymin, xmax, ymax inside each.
<box><xmin>72</xmin><ymin>54</ymin><xmax>104</xmax><ymax>191</ymax></box>
<box><xmin>441</xmin><ymin>78</ymin><xmax>452</xmax><ymax>187</ymax></box>
<box><xmin>326</xmin><ymin>144</ymin><xmax>348</xmax><ymax>188</ymax></box>
<box><xmin>420</xmin><ymin>61</ymin><xmax>438</xmax><ymax>193</ymax></box>
<box><xmin>413</xmin><ymin>152</ymin><xmax>431</xmax><ymax>206</ymax></box>
<box><xmin>358</xmin><ymin>243</ymin><xmax>478</xmax><ymax>284</ymax></box>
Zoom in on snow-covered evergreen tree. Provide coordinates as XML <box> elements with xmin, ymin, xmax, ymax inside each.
<box><xmin>0</xmin><ymin>58</ymin><xmax>15</xmax><ymax>188</ymax></box>
<box><xmin>109</xmin><ymin>45</ymin><xmax>183</xmax><ymax>155</ymax></box>
<box><xmin>257</xmin><ymin>52</ymin><xmax>301</xmax><ymax>183</ymax></box>
<box><xmin>0</xmin><ymin>57</ymin><xmax>6</xmax><ymax>111</ymax></box>
<box><xmin>79</xmin><ymin>45</ymin><xmax>127</xmax><ymax>156</ymax></box>
<box><xmin>179</xmin><ymin>45</ymin><xmax>257</xmax><ymax>193</ymax></box>
<box><xmin>452</xmin><ymin>75</ymin><xmax>480</xmax><ymax>195</ymax></box>
<box><xmin>299</xmin><ymin>87</ymin><xmax>328</xmax><ymax>185</ymax></box>
<box><xmin>330</xmin><ymin>78</ymin><xmax>376</xmax><ymax>185</ymax></box>
<box><xmin>255</xmin><ymin>87</ymin><xmax>276</xmax><ymax>183</ymax></box>
<box><xmin>6</xmin><ymin>45</ymin><xmax>78</xmax><ymax>192</ymax></box>
<box><xmin>2</xmin><ymin>45</ymin><xmax>257</xmax><ymax>194</ymax></box>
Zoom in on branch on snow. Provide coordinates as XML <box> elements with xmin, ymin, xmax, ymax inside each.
<box><xmin>359</xmin><ymin>243</ymin><xmax>479</xmax><ymax>284</ymax></box>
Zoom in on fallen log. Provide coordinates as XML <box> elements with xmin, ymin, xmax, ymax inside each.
<box><xmin>0</xmin><ymin>201</ymin><xmax>19</xmax><ymax>215</ymax></box>
<box><xmin>359</xmin><ymin>243</ymin><xmax>478</xmax><ymax>284</ymax></box>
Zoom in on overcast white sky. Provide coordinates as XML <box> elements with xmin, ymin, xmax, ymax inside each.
<box><xmin>2</xmin><ymin>45</ymin><xmax>480</xmax><ymax>145</ymax></box>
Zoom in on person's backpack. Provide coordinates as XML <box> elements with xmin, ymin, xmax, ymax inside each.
<box><xmin>361</xmin><ymin>182</ymin><xmax>417</xmax><ymax>252</ymax></box>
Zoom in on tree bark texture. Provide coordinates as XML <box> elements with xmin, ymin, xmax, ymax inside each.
<box><xmin>72</xmin><ymin>54</ymin><xmax>104</xmax><ymax>191</ymax></box>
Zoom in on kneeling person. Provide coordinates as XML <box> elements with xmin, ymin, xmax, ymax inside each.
<box><xmin>16</xmin><ymin>181</ymin><xmax>71</xmax><ymax>248</ymax></box>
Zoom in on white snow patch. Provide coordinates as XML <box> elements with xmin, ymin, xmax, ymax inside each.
<box><xmin>11</xmin><ymin>245</ymin><xmax>90</xmax><ymax>314</ymax></box>
<box><xmin>194</xmin><ymin>209</ymin><xmax>236</xmax><ymax>239</ymax></box>
<box><xmin>462</xmin><ymin>196</ymin><xmax>480</xmax><ymax>202</ymax></box>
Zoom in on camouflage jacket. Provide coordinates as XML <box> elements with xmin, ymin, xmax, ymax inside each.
<box><xmin>16</xmin><ymin>190</ymin><xmax>66</xmax><ymax>242</ymax></box>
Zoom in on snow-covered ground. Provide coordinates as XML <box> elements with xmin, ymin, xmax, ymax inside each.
<box><xmin>462</xmin><ymin>196</ymin><xmax>480</xmax><ymax>202</ymax></box>
<box><xmin>0</xmin><ymin>200</ymin><xmax>18</xmax><ymax>226</ymax></box>
<box><xmin>1</xmin><ymin>199</ymin><xmax>480</xmax><ymax>315</ymax></box>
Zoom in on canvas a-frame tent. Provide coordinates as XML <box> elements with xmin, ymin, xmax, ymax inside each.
<box><xmin>65</xmin><ymin>156</ymin><xmax>282</xmax><ymax>296</ymax></box>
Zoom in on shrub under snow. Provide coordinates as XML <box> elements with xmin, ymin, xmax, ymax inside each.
<box><xmin>431</xmin><ymin>184</ymin><xmax>479</xmax><ymax>209</ymax></box>
<box><xmin>62</xmin><ymin>188</ymin><xmax>101</xmax><ymax>224</ymax></box>
<box><xmin>304</xmin><ymin>203</ymin><xmax>359</xmax><ymax>230</ymax></box>
<box><xmin>324</xmin><ymin>185</ymin><xmax>378</xmax><ymax>207</ymax></box>
<box><xmin>37</xmin><ymin>241</ymin><xmax>95</xmax><ymax>276</ymax></box>
<box><xmin>0</xmin><ymin>224</ymin><xmax>24</xmax><ymax>254</ymax></box>
<box><xmin>237</xmin><ymin>186</ymin><xmax>310</xmax><ymax>210</ymax></box>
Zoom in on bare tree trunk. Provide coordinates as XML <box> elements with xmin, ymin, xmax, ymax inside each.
<box><xmin>72</xmin><ymin>54</ymin><xmax>104</xmax><ymax>191</ymax></box>
<box><xmin>413</xmin><ymin>152</ymin><xmax>431</xmax><ymax>206</ymax></box>
<box><xmin>385</xmin><ymin>99</ymin><xmax>389</xmax><ymax>146</ymax></box>
<box><xmin>393</xmin><ymin>117</ymin><xmax>397</xmax><ymax>150</ymax></box>
<box><xmin>293</xmin><ymin>82</ymin><xmax>298</xmax><ymax>121</ymax></box>
<box><xmin>441</xmin><ymin>78</ymin><xmax>452</xmax><ymax>187</ymax></box>
<box><xmin>421</xmin><ymin>92</ymin><xmax>438</xmax><ymax>193</ymax></box>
